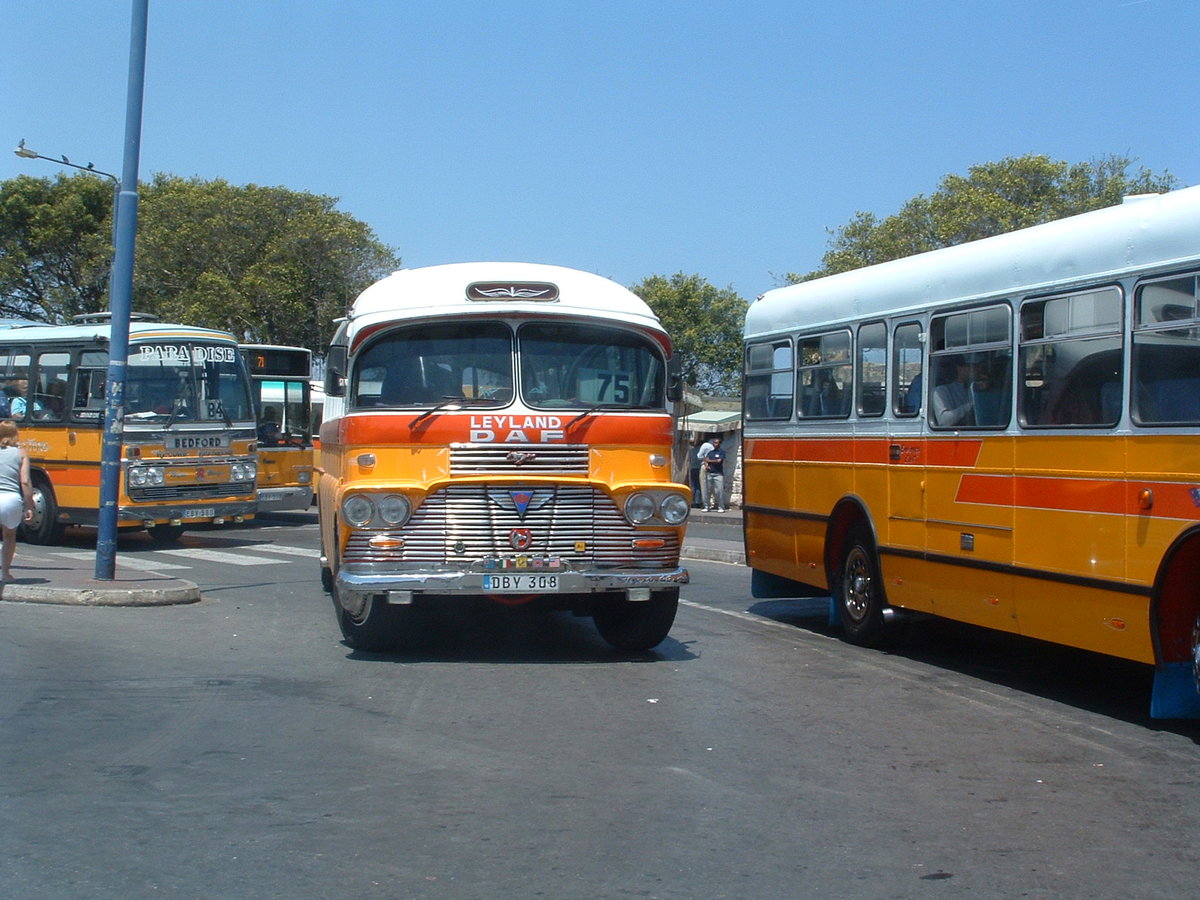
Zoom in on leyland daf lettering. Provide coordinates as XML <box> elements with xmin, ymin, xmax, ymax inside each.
<box><xmin>470</xmin><ymin>414</ymin><xmax>566</xmax><ymax>443</ymax></box>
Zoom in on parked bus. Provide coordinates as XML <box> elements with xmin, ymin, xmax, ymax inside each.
<box><xmin>0</xmin><ymin>315</ymin><xmax>257</xmax><ymax>543</ymax></box>
<box><xmin>743</xmin><ymin>186</ymin><xmax>1200</xmax><ymax>718</ymax></box>
<box><xmin>240</xmin><ymin>343</ymin><xmax>315</xmax><ymax>511</ymax></box>
<box><xmin>318</xmin><ymin>262</ymin><xmax>690</xmax><ymax>651</ymax></box>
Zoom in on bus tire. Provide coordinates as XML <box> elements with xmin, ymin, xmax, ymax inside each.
<box><xmin>336</xmin><ymin>591</ymin><xmax>418</xmax><ymax>652</ymax></box>
<box><xmin>20</xmin><ymin>474</ymin><xmax>64</xmax><ymax>545</ymax></box>
<box><xmin>320</xmin><ymin>564</ymin><xmax>334</xmax><ymax>594</ymax></box>
<box><xmin>835</xmin><ymin>524</ymin><xmax>888</xmax><ymax>646</ymax></box>
<box><xmin>148</xmin><ymin>524</ymin><xmax>186</xmax><ymax>543</ymax></box>
<box><xmin>593</xmin><ymin>588</ymin><xmax>679</xmax><ymax>651</ymax></box>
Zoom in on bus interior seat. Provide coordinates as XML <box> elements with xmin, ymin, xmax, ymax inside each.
<box><xmin>1140</xmin><ymin>379</ymin><xmax>1200</xmax><ymax>422</ymax></box>
<box><xmin>970</xmin><ymin>384</ymin><xmax>1009</xmax><ymax>426</ymax></box>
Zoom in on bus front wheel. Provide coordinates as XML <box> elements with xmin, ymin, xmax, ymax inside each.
<box><xmin>20</xmin><ymin>475</ymin><xmax>64</xmax><ymax>545</ymax></box>
<box><xmin>835</xmin><ymin>525</ymin><xmax>888</xmax><ymax>646</ymax></box>
<box><xmin>593</xmin><ymin>588</ymin><xmax>679</xmax><ymax>651</ymax></box>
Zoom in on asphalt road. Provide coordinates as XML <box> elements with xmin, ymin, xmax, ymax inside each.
<box><xmin>2</xmin><ymin>515</ymin><xmax>1199</xmax><ymax>899</ymax></box>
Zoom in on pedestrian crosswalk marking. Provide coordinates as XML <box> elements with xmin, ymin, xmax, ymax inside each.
<box><xmin>153</xmin><ymin>548</ymin><xmax>291</xmax><ymax>567</ymax></box>
<box><xmin>244</xmin><ymin>544</ymin><xmax>319</xmax><ymax>558</ymax></box>
<box><xmin>49</xmin><ymin>550</ymin><xmax>190</xmax><ymax>572</ymax></box>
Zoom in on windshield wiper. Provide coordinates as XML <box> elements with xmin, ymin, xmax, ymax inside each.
<box><xmin>566</xmin><ymin>403</ymin><xmax>633</xmax><ymax>430</ymax></box>
<box><xmin>408</xmin><ymin>396</ymin><xmax>505</xmax><ymax>428</ymax></box>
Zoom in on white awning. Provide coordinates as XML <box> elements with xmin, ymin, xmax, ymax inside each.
<box><xmin>680</xmin><ymin>409</ymin><xmax>741</xmax><ymax>429</ymax></box>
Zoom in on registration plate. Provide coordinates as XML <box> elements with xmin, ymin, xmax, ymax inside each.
<box><xmin>482</xmin><ymin>573</ymin><xmax>560</xmax><ymax>593</ymax></box>
<box><xmin>182</xmin><ymin>507</ymin><xmax>216</xmax><ymax>520</ymax></box>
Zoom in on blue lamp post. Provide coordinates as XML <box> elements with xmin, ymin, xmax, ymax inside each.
<box><xmin>94</xmin><ymin>0</ymin><xmax>150</xmax><ymax>580</ymax></box>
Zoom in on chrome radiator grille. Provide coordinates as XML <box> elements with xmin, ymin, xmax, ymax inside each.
<box><xmin>344</xmin><ymin>483</ymin><xmax>679</xmax><ymax>568</ymax></box>
<box><xmin>128</xmin><ymin>483</ymin><xmax>253</xmax><ymax>501</ymax></box>
<box><xmin>449</xmin><ymin>443</ymin><xmax>590</xmax><ymax>475</ymax></box>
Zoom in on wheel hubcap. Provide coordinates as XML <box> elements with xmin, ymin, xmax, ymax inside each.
<box><xmin>843</xmin><ymin>548</ymin><xmax>871</xmax><ymax>623</ymax></box>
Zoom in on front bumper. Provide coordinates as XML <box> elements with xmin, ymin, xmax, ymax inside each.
<box><xmin>256</xmin><ymin>485</ymin><xmax>315</xmax><ymax>512</ymax></box>
<box><xmin>118</xmin><ymin>499</ymin><xmax>257</xmax><ymax>524</ymax></box>
<box><xmin>333</xmin><ymin>564</ymin><xmax>689</xmax><ymax>608</ymax></box>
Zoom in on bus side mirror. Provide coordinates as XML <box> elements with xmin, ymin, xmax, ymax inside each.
<box><xmin>667</xmin><ymin>356</ymin><xmax>684</xmax><ymax>403</ymax></box>
<box><xmin>325</xmin><ymin>345</ymin><xmax>347</xmax><ymax>398</ymax></box>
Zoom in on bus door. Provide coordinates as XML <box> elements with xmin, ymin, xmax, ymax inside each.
<box><xmin>922</xmin><ymin>307</ymin><xmax>1017</xmax><ymax>633</ymax></box>
<box><xmin>881</xmin><ymin>322</ymin><xmax>933</xmax><ymax>613</ymax></box>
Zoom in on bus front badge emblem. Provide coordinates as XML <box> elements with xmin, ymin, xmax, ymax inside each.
<box><xmin>510</xmin><ymin>529</ymin><xmax>533</xmax><ymax>551</ymax></box>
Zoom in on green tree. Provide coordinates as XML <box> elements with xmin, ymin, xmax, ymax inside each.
<box><xmin>0</xmin><ymin>172</ymin><xmax>398</xmax><ymax>350</ymax></box>
<box><xmin>0</xmin><ymin>173</ymin><xmax>117</xmax><ymax>322</ymax></box>
<box><xmin>788</xmin><ymin>154</ymin><xmax>1181</xmax><ymax>282</ymax></box>
<box><xmin>135</xmin><ymin>175</ymin><xmax>399</xmax><ymax>351</ymax></box>
<box><xmin>630</xmin><ymin>272</ymin><xmax>747</xmax><ymax>396</ymax></box>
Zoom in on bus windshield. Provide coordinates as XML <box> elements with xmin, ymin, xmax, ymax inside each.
<box><xmin>352</xmin><ymin>322</ymin><xmax>514</xmax><ymax>408</ymax></box>
<box><xmin>519</xmin><ymin>322</ymin><xmax>666</xmax><ymax>410</ymax></box>
<box><xmin>349</xmin><ymin>321</ymin><xmax>667</xmax><ymax>411</ymax></box>
<box><xmin>125</xmin><ymin>341</ymin><xmax>253</xmax><ymax>423</ymax></box>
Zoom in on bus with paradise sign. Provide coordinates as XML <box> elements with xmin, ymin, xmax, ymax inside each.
<box><xmin>0</xmin><ymin>315</ymin><xmax>257</xmax><ymax>543</ymax></box>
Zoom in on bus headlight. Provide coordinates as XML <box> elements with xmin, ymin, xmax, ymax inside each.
<box><xmin>230</xmin><ymin>462</ymin><xmax>257</xmax><ymax>482</ymax></box>
<box><xmin>128</xmin><ymin>466</ymin><xmax>164</xmax><ymax>487</ymax></box>
<box><xmin>624</xmin><ymin>492</ymin><xmax>656</xmax><ymax>525</ymax></box>
<box><xmin>341</xmin><ymin>494</ymin><xmax>374</xmax><ymax>527</ymax></box>
<box><xmin>659</xmin><ymin>493</ymin><xmax>690</xmax><ymax>525</ymax></box>
<box><xmin>377</xmin><ymin>494</ymin><xmax>411</xmax><ymax>527</ymax></box>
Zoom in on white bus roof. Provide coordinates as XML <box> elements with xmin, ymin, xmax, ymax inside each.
<box><xmin>0</xmin><ymin>320</ymin><xmax>239</xmax><ymax>345</ymax></box>
<box><xmin>346</xmin><ymin>262</ymin><xmax>670</xmax><ymax>351</ymax></box>
<box><xmin>746</xmin><ymin>185</ymin><xmax>1200</xmax><ymax>338</ymax></box>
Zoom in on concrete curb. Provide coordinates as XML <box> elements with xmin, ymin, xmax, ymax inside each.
<box><xmin>4</xmin><ymin>580</ymin><xmax>201</xmax><ymax>606</ymax></box>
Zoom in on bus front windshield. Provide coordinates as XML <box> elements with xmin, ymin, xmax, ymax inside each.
<box><xmin>126</xmin><ymin>341</ymin><xmax>253</xmax><ymax>424</ymax></box>
<box><xmin>350</xmin><ymin>321</ymin><xmax>667</xmax><ymax>412</ymax></box>
<box><xmin>519</xmin><ymin>322</ymin><xmax>666</xmax><ymax>410</ymax></box>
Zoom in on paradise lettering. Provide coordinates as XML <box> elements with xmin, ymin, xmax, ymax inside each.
<box><xmin>470</xmin><ymin>414</ymin><xmax>565</xmax><ymax>443</ymax></box>
<box><xmin>138</xmin><ymin>344</ymin><xmax>237</xmax><ymax>364</ymax></box>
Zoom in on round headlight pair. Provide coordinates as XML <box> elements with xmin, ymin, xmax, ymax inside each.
<box><xmin>231</xmin><ymin>462</ymin><xmax>257</xmax><ymax>482</ymax></box>
<box><xmin>128</xmin><ymin>466</ymin><xmax>164</xmax><ymax>487</ymax></box>
<box><xmin>341</xmin><ymin>493</ymin><xmax>411</xmax><ymax>528</ymax></box>
<box><xmin>624</xmin><ymin>491</ymin><xmax>690</xmax><ymax>526</ymax></box>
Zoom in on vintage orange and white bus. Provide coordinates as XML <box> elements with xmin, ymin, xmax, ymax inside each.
<box><xmin>0</xmin><ymin>315</ymin><xmax>257</xmax><ymax>543</ymax></box>
<box><xmin>240</xmin><ymin>343</ymin><xmax>315</xmax><ymax>511</ymax></box>
<box><xmin>743</xmin><ymin>186</ymin><xmax>1200</xmax><ymax>718</ymax></box>
<box><xmin>318</xmin><ymin>262</ymin><xmax>690</xmax><ymax>651</ymax></box>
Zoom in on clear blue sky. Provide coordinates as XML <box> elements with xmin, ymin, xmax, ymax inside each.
<box><xmin>3</xmin><ymin>0</ymin><xmax>1196</xmax><ymax>303</ymax></box>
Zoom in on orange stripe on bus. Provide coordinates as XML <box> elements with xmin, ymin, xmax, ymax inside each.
<box><xmin>746</xmin><ymin>436</ymin><xmax>983</xmax><ymax>467</ymax></box>
<box><xmin>324</xmin><ymin>411</ymin><xmax>673</xmax><ymax>446</ymax></box>
<box><xmin>956</xmin><ymin>474</ymin><xmax>1200</xmax><ymax>520</ymax></box>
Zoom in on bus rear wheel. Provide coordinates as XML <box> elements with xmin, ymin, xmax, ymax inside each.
<box><xmin>592</xmin><ymin>588</ymin><xmax>679</xmax><ymax>651</ymax></box>
<box><xmin>835</xmin><ymin>524</ymin><xmax>888</xmax><ymax>646</ymax></box>
<box><xmin>20</xmin><ymin>475</ymin><xmax>64</xmax><ymax>545</ymax></box>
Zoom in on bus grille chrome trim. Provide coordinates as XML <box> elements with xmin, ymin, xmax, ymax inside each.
<box><xmin>343</xmin><ymin>484</ymin><xmax>678</xmax><ymax>567</ymax></box>
<box><xmin>449</xmin><ymin>443</ymin><xmax>589</xmax><ymax>475</ymax></box>
<box><xmin>128</xmin><ymin>483</ymin><xmax>255</xmax><ymax>501</ymax></box>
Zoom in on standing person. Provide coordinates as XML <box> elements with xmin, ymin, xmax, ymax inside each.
<box><xmin>703</xmin><ymin>435</ymin><xmax>728</xmax><ymax>512</ymax></box>
<box><xmin>0</xmin><ymin>419</ymin><xmax>34</xmax><ymax>587</ymax></box>
<box><xmin>689</xmin><ymin>436</ymin><xmax>707</xmax><ymax>508</ymax></box>
<box><xmin>695</xmin><ymin>434</ymin><xmax>715</xmax><ymax>510</ymax></box>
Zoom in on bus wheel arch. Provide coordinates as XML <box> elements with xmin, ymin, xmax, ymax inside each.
<box><xmin>1151</xmin><ymin>529</ymin><xmax>1200</xmax><ymax>672</ymax></box>
<box><xmin>826</xmin><ymin>501</ymin><xmax>889</xmax><ymax>646</ymax></box>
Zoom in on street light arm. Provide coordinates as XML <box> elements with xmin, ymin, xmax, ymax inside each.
<box><xmin>13</xmin><ymin>139</ymin><xmax>120</xmax><ymax>184</ymax></box>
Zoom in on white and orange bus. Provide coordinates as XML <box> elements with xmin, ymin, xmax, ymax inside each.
<box><xmin>743</xmin><ymin>186</ymin><xmax>1200</xmax><ymax>718</ymax></box>
<box><xmin>0</xmin><ymin>315</ymin><xmax>257</xmax><ymax>543</ymax></box>
<box><xmin>318</xmin><ymin>262</ymin><xmax>690</xmax><ymax>651</ymax></box>
<box><xmin>240</xmin><ymin>343</ymin><xmax>315</xmax><ymax>511</ymax></box>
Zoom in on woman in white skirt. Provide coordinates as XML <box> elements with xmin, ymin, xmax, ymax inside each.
<box><xmin>0</xmin><ymin>419</ymin><xmax>34</xmax><ymax>586</ymax></box>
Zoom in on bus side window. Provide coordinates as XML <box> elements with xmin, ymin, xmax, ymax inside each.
<box><xmin>891</xmin><ymin>322</ymin><xmax>923</xmax><ymax>417</ymax></box>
